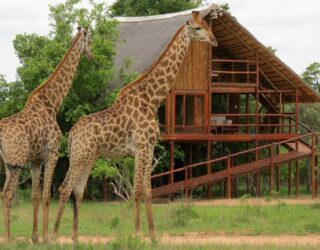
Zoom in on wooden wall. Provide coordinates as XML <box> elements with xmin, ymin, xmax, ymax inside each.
<box><xmin>172</xmin><ymin>40</ymin><xmax>210</xmax><ymax>90</ymax></box>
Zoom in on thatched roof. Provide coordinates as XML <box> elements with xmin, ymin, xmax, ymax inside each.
<box><xmin>113</xmin><ymin>4</ymin><xmax>320</xmax><ymax>103</ymax></box>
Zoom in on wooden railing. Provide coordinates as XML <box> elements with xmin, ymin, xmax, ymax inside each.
<box><xmin>209</xmin><ymin>113</ymin><xmax>296</xmax><ymax>134</ymax></box>
<box><xmin>212</xmin><ymin>59</ymin><xmax>257</xmax><ymax>85</ymax></box>
<box><xmin>152</xmin><ymin>132</ymin><xmax>319</xmax><ymax>198</ymax></box>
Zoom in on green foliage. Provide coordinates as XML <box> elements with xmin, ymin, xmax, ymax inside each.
<box><xmin>109</xmin><ymin>216</ymin><xmax>120</xmax><ymax>229</ymax></box>
<box><xmin>110</xmin><ymin>0</ymin><xmax>203</xmax><ymax>16</ymax></box>
<box><xmin>267</xmin><ymin>46</ymin><xmax>277</xmax><ymax>54</ymax></box>
<box><xmin>0</xmin><ymin>75</ymin><xmax>26</xmax><ymax>118</ymax></box>
<box><xmin>109</xmin><ymin>235</ymin><xmax>146</xmax><ymax>250</ymax></box>
<box><xmin>91</xmin><ymin>158</ymin><xmax>117</xmax><ymax>180</ymax></box>
<box><xmin>219</xmin><ymin>3</ymin><xmax>230</xmax><ymax>11</ymax></box>
<box><xmin>302</xmin><ymin>62</ymin><xmax>320</xmax><ymax>92</ymax></box>
<box><xmin>172</xmin><ymin>199</ymin><xmax>199</xmax><ymax>227</ymax></box>
<box><xmin>299</xmin><ymin>62</ymin><xmax>320</xmax><ymax>132</ymax></box>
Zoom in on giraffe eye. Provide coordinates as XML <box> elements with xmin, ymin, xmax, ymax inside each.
<box><xmin>195</xmin><ymin>27</ymin><xmax>201</xmax><ymax>31</ymax></box>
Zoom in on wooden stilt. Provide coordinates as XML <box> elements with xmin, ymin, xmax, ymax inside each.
<box><xmin>256</xmin><ymin>172</ymin><xmax>261</xmax><ymax>196</ymax></box>
<box><xmin>276</xmin><ymin>145</ymin><xmax>280</xmax><ymax>192</ymax></box>
<box><xmin>207</xmin><ymin>140</ymin><xmax>212</xmax><ymax>198</ymax></box>
<box><xmin>227</xmin><ymin>156</ymin><xmax>231</xmax><ymax>199</ymax></box>
<box><xmin>288</xmin><ymin>162</ymin><xmax>292</xmax><ymax>196</ymax></box>
<box><xmin>169</xmin><ymin>140</ymin><xmax>174</xmax><ymax>184</ymax></box>
<box><xmin>311</xmin><ymin>134</ymin><xmax>316</xmax><ymax>199</ymax></box>
<box><xmin>270</xmin><ymin>144</ymin><xmax>274</xmax><ymax>194</ymax></box>
<box><xmin>276</xmin><ymin>165</ymin><xmax>280</xmax><ymax>192</ymax></box>
<box><xmin>296</xmin><ymin>160</ymin><xmax>300</xmax><ymax>197</ymax></box>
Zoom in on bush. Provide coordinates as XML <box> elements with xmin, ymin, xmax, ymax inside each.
<box><xmin>172</xmin><ymin>199</ymin><xmax>199</xmax><ymax>227</ymax></box>
<box><xmin>109</xmin><ymin>235</ymin><xmax>145</xmax><ymax>250</ymax></box>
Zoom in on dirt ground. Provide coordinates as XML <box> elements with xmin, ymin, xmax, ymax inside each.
<box><xmin>1</xmin><ymin>234</ymin><xmax>320</xmax><ymax>247</ymax></box>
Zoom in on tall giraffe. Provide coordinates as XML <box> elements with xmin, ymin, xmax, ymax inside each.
<box><xmin>53</xmin><ymin>11</ymin><xmax>217</xmax><ymax>241</ymax></box>
<box><xmin>0</xmin><ymin>27</ymin><xmax>92</xmax><ymax>243</ymax></box>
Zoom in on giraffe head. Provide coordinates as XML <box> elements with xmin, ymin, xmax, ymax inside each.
<box><xmin>77</xmin><ymin>27</ymin><xmax>93</xmax><ymax>59</ymax></box>
<box><xmin>185</xmin><ymin>11</ymin><xmax>218</xmax><ymax>47</ymax></box>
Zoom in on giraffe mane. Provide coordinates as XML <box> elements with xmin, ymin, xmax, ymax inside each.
<box><xmin>26</xmin><ymin>31</ymin><xmax>82</xmax><ymax>103</ymax></box>
<box><xmin>118</xmin><ymin>25</ymin><xmax>185</xmax><ymax>98</ymax></box>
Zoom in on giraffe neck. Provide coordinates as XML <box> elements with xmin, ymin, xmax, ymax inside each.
<box><xmin>25</xmin><ymin>33</ymin><xmax>82</xmax><ymax>114</ymax></box>
<box><xmin>119</xmin><ymin>26</ymin><xmax>191</xmax><ymax>113</ymax></box>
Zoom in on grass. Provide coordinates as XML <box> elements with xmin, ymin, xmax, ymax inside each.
<box><xmin>1</xmin><ymin>197</ymin><xmax>320</xmax><ymax>237</ymax></box>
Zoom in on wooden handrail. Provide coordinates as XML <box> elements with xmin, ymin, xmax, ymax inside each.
<box><xmin>212</xmin><ymin>59</ymin><xmax>256</xmax><ymax>63</ymax></box>
<box><xmin>210</xmin><ymin>113</ymin><xmax>294</xmax><ymax>117</ymax></box>
<box><xmin>212</xmin><ymin>70</ymin><xmax>257</xmax><ymax>75</ymax></box>
<box><xmin>152</xmin><ymin>132</ymin><xmax>319</xmax><ymax>181</ymax></box>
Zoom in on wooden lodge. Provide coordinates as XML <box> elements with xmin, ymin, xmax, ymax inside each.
<box><xmin>114</xmin><ymin>5</ymin><xmax>320</xmax><ymax>199</ymax></box>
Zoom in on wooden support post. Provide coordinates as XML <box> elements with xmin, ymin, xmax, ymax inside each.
<box><xmin>169</xmin><ymin>140</ymin><xmax>174</xmax><ymax>184</ymax></box>
<box><xmin>207</xmin><ymin>140</ymin><xmax>212</xmax><ymax>198</ymax></box>
<box><xmin>288</xmin><ymin>162</ymin><xmax>292</xmax><ymax>196</ymax></box>
<box><xmin>270</xmin><ymin>144</ymin><xmax>274</xmax><ymax>194</ymax></box>
<box><xmin>102</xmin><ymin>178</ymin><xmax>108</xmax><ymax>202</ymax></box>
<box><xmin>256</xmin><ymin>172</ymin><xmax>261</xmax><ymax>196</ymax></box>
<box><xmin>311</xmin><ymin>134</ymin><xmax>317</xmax><ymax>199</ymax></box>
<box><xmin>246</xmin><ymin>94</ymin><xmax>249</xmax><ymax>134</ymax></box>
<box><xmin>296</xmin><ymin>160</ymin><xmax>300</xmax><ymax>197</ymax></box>
<box><xmin>295</xmin><ymin>90</ymin><xmax>299</xmax><ymax>134</ymax></box>
<box><xmin>188</xmin><ymin>143</ymin><xmax>192</xmax><ymax>197</ymax></box>
<box><xmin>227</xmin><ymin>156</ymin><xmax>232</xmax><ymax>199</ymax></box>
<box><xmin>256</xmin><ymin>51</ymin><xmax>260</xmax><ymax>135</ymax></box>
<box><xmin>276</xmin><ymin>145</ymin><xmax>280</xmax><ymax>192</ymax></box>
<box><xmin>276</xmin><ymin>165</ymin><xmax>280</xmax><ymax>192</ymax></box>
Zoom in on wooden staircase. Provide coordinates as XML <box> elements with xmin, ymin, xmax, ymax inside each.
<box><xmin>152</xmin><ymin>133</ymin><xmax>318</xmax><ymax>198</ymax></box>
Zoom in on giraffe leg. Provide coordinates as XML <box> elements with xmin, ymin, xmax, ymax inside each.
<box><xmin>71</xmin><ymin>167</ymin><xmax>93</xmax><ymax>242</ymax></box>
<box><xmin>2</xmin><ymin>166</ymin><xmax>21</xmax><ymax>242</ymax></box>
<box><xmin>53</xmin><ymin>155</ymin><xmax>94</xmax><ymax>240</ymax></box>
<box><xmin>52</xmin><ymin>170</ymin><xmax>75</xmax><ymax>239</ymax></box>
<box><xmin>42</xmin><ymin>154</ymin><xmax>58</xmax><ymax>243</ymax></box>
<box><xmin>31</xmin><ymin>163</ymin><xmax>42</xmax><ymax>243</ymax></box>
<box><xmin>143</xmin><ymin>150</ymin><xmax>156</xmax><ymax>241</ymax></box>
<box><xmin>133</xmin><ymin>154</ymin><xmax>144</xmax><ymax>236</ymax></box>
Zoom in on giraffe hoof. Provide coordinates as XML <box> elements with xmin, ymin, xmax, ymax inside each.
<box><xmin>32</xmin><ymin>235</ymin><xmax>39</xmax><ymax>244</ymax></box>
<box><xmin>42</xmin><ymin>234</ymin><xmax>50</xmax><ymax>244</ymax></box>
<box><xmin>50</xmin><ymin>232</ymin><xmax>58</xmax><ymax>243</ymax></box>
<box><xmin>71</xmin><ymin>234</ymin><xmax>79</xmax><ymax>243</ymax></box>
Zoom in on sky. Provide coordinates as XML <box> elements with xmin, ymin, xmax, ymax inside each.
<box><xmin>0</xmin><ymin>0</ymin><xmax>319</xmax><ymax>82</ymax></box>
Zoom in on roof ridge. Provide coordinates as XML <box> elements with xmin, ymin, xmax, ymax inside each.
<box><xmin>114</xmin><ymin>4</ymin><xmax>220</xmax><ymax>23</ymax></box>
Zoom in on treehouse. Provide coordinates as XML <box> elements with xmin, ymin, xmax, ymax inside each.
<box><xmin>114</xmin><ymin>4</ymin><xmax>320</xmax><ymax>199</ymax></box>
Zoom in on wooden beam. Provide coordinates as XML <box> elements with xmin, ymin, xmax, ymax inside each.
<box><xmin>260</xmin><ymin>69</ymin><xmax>279</xmax><ymax>91</ymax></box>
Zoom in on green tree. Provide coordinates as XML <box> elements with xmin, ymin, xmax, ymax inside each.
<box><xmin>110</xmin><ymin>0</ymin><xmax>203</xmax><ymax>16</ymax></box>
<box><xmin>302</xmin><ymin>62</ymin><xmax>320</xmax><ymax>93</ymax></box>
<box><xmin>299</xmin><ymin>62</ymin><xmax>320</xmax><ymax>132</ymax></box>
<box><xmin>0</xmin><ymin>75</ymin><xmax>26</xmax><ymax>118</ymax></box>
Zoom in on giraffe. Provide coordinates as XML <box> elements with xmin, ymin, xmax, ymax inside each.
<box><xmin>0</xmin><ymin>27</ymin><xmax>92</xmax><ymax>243</ymax></box>
<box><xmin>52</xmin><ymin>11</ymin><xmax>218</xmax><ymax>242</ymax></box>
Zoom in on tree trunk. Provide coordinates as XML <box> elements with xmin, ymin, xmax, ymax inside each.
<box><xmin>102</xmin><ymin>178</ymin><xmax>108</xmax><ymax>202</ymax></box>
